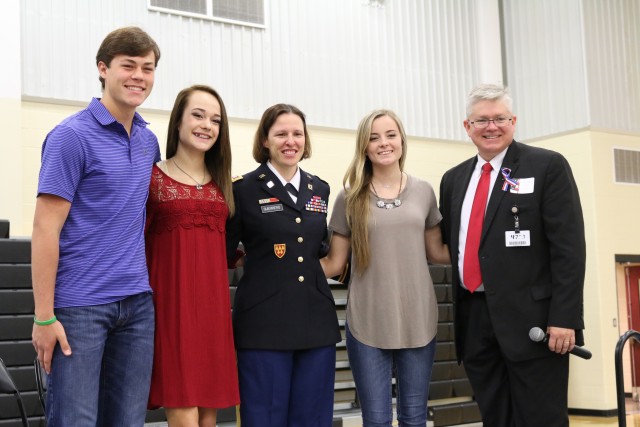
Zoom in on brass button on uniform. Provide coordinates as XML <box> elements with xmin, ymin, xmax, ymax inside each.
<box><xmin>298</xmin><ymin>276</ymin><xmax>305</xmax><ymax>282</ymax></box>
<box><xmin>297</xmin><ymin>256</ymin><xmax>304</xmax><ymax>263</ymax></box>
<box><xmin>295</xmin><ymin>217</ymin><xmax>302</xmax><ymax>224</ymax></box>
<box><xmin>297</xmin><ymin>237</ymin><xmax>303</xmax><ymax>243</ymax></box>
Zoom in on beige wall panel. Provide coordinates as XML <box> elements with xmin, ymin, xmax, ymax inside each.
<box><xmin>532</xmin><ymin>131</ymin><xmax>612</xmax><ymax>410</ymax></box>
<box><xmin>1</xmin><ymin>99</ymin><xmax>24</xmax><ymax>235</ymax></box>
<box><xmin>533</xmin><ymin>130</ymin><xmax>640</xmax><ymax>410</ymax></box>
<box><xmin>589</xmin><ymin>131</ymin><xmax>640</xmax><ymax>409</ymax></box>
<box><xmin>19</xmin><ymin>103</ymin><xmax>83</xmax><ymax>236</ymax></box>
<box><xmin>0</xmin><ymin>1</ymin><xmax>22</xmax><ymax>235</ymax></box>
<box><xmin>18</xmin><ymin>100</ymin><xmax>477</xmax><ymax>233</ymax></box>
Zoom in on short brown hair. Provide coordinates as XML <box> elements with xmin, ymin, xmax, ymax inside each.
<box><xmin>252</xmin><ymin>104</ymin><xmax>312</xmax><ymax>163</ymax></box>
<box><xmin>96</xmin><ymin>26</ymin><xmax>161</xmax><ymax>89</ymax></box>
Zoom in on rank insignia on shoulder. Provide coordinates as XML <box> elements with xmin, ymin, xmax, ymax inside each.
<box><xmin>232</xmin><ymin>175</ymin><xmax>244</xmax><ymax>182</ymax></box>
<box><xmin>258</xmin><ymin>174</ymin><xmax>266</xmax><ymax>180</ymax></box>
<box><xmin>274</xmin><ymin>243</ymin><xmax>286</xmax><ymax>258</ymax></box>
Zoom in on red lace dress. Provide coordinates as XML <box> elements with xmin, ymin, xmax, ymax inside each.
<box><xmin>145</xmin><ymin>165</ymin><xmax>239</xmax><ymax>409</ymax></box>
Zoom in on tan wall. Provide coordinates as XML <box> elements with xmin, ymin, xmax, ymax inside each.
<box><xmin>530</xmin><ymin>132</ymin><xmax>604</xmax><ymax>409</ymax></box>
<box><xmin>17</xmin><ymin>101</ymin><xmax>172</xmax><ymax>238</ymax></box>
<box><xmin>15</xmin><ymin>101</ymin><xmax>474</xmax><ymax>237</ymax></box>
<box><xmin>10</xmin><ymin>98</ymin><xmax>640</xmax><ymax>411</ymax></box>
<box><xmin>0</xmin><ymin>99</ymin><xmax>23</xmax><ymax>234</ymax></box>
<box><xmin>588</xmin><ymin>131</ymin><xmax>640</xmax><ymax>409</ymax></box>
<box><xmin>533</xmin><ymin>131</ymin><xmax>640</xmax><ymax>410</ymax></box>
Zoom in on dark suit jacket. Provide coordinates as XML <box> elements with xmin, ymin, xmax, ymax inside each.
<box><xmin>226</xmin><ymin>163</ymin><xmax>341</xmax><ymax>350</ymax></box>
<box><xmin>439</xmin><ymin>141</ymin><xmax>586</xmax><ymax>362</ymax></box>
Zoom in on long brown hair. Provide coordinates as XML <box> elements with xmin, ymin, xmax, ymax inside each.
<box><xmin>344</xmin><ymin>109</ymin><xmax>407</xmax><ymax>273</ymax></box>
<box><xmin>166</xmin><ymin>85</ymin><xmax>234</xmax><ymax>215</ymax></box>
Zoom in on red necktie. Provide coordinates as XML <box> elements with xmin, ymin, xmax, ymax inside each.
<box><xmin>463</xmin><ymin>162</ymin><xmax>493</xmax><ymax>292</ymax></box>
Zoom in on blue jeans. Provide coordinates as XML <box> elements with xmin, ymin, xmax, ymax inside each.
<box><xmin>346</xmin><ymin>325</ymin><xmax>436</xmax><ymax>427</ymax></box>
<box><xmin>46</xmin><ymin>292</ymin><xmax>155</xmax><ymax>427</ymax></box>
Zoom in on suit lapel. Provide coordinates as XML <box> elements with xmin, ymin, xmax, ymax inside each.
<box><xmin>451</xmin><ymin>157</ymin><xmax>478</xmax><ymax>249</ymax></box>
<box><xmin>482</xmin><ymin>141</ymin><xmax>520</xmax><ymax>238</ymax></box>
<box><xmin>296</xmin><ymin>170</ymin><xmax>313</xmax><ymax>211</ymax></box>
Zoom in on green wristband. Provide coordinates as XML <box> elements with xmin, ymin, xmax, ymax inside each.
<box><xmin>34</xmin><ymin>315</ymin><xmax>57</xmax><ymax>326</ymax></box>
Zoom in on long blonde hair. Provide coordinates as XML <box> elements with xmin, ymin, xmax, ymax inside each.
<box><xmin>343</xmin><ymin>110</ymin><xmax>407</xmax><ymax>273</ymax></box>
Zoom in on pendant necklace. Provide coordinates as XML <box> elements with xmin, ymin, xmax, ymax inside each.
<box><xmin>371</xmin><ymin>173</ymin><xmax>403</xmax><ymax>209</ymax></box>
<box><xmin>172</xmin><ymin>158</ymin><xmax>205</xmax><ymax>190</ymax></box>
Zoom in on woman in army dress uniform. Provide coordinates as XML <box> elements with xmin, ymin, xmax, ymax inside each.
<box><xmin>226</xmin><ymin>103</ymin><xmax>341</xmax><ymax>427</ymax></box>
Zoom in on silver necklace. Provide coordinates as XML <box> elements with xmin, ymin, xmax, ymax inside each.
<box><xmin>172</xmin><ymin>158</ymin><xmax>205</xmax><ymax>190</ymax></box>
<box><xmin>371</xmin><ymin>173</ymin><xmax>403</xmax><ymax>209</ymax></box>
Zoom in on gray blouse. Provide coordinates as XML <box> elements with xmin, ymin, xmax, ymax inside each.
<box><xmin>329</xmin><ymin>174</ymin><xmax>442</xmax><ymax>349</ymax></box>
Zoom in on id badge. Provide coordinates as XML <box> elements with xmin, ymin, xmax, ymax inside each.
<box><xmin>505</xmin><ymin>230</ymin><xmax>531</xmax><ymax>247</ymax></box>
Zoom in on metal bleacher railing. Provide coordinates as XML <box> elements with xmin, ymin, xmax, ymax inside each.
<box><xmin>615</xmin><ymin>329</ymin><xmax>640</xmax><ymax>427</ymax></box>
<box><xmin>0</xmin><ymin>356</ymin><xmax>28</xmax><ymax>427</ymax></box>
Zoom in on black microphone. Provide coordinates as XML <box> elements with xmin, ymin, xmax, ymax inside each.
<box><xmin>528</xmin><ymin>327</ymin><xmax>592</xmax><ymax>360</ymax></box>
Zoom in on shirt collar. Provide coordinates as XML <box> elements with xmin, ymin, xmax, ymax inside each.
<box><xmin>88</xmin><ymin>97</ymin><xmax>148</xmax><ymax>128</ymax></box>
<box><xmin>475</xmin><ymin>147</ymin><xmax>508</xmax><ymax>173</ymax></box>
<box><xmin>266</xmin><ymin>161</ymin><xmax>301</xmax><ymax>190</ymax></box>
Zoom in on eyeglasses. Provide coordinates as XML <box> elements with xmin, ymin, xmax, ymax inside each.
<box><xmin>468</xmin><ymin>117</ymin><xmax>513</xmax><ymax>128</ymax></box>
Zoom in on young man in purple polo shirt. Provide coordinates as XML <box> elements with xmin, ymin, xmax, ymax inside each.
<box><xmin>31</xmin><ymin>26</ymin><xmax>161</xmax><ymax>426</ymax></box>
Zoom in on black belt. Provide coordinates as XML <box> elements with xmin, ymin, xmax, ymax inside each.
<box><xmin>459</xmin><ymin>287</ymin><xmax>485</xmax><ymax>297</ymax></box>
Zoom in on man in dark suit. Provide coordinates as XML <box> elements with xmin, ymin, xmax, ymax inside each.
<box><xmin>439</xmin><ymin>84</ymin><xmax>586</xmax><ymax>427</ymax></box>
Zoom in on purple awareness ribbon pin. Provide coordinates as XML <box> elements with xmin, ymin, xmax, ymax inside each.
<box><xmin>500</xmin><ymin>167</ymin><xmax>518</xmax><ymax>191</ymax></box>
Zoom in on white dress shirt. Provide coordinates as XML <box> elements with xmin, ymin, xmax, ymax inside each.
<box><xmin>266</xmin><ymin>161</ymin><xmax>301</xmax><ymax>203</ymax></box>
<box><xmin>458</xmin><ymin>148</ymin><xmax>508</xmax><ymax>291</ymax></box>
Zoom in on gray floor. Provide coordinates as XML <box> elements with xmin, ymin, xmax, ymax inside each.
<box><xmin>144</xmin><ymin>408</ymin><xmax>479</xmax><ymax>427</ymax></box>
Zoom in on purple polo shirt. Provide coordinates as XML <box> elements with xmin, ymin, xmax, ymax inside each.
<box><xmin>38</xmin><ymin>98</ymin><xmax>161</xmax><ymax>308</ymax></box>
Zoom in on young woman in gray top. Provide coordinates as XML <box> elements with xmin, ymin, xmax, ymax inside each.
<box><xmin>321</xmin><ymin>109</ymin><xmax>449</xmax><ymax>427</ymax></box>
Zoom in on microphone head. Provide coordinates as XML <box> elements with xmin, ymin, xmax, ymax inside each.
<box><xmin>529</xmin><ymin>327</ymin><xmax>546</xmax><ymax>342</ymax></box>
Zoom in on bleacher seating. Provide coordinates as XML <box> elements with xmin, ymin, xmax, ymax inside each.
<box><xmin>0</xmin><ymin>236</ymin><xmax>234</xmax><ymax>427</ymax></box>
<box><xmin>428</xmin><ymin>265</ymin><xmax>481</xmax><ymax>425</ymax></box>
<box><xmin>0</xmin><ymin>230</ymin><xmax>480</xmax><ymax>426</ymax></box>
<box><xmin>0</xmin><ymin>238</ymin><xmax>42</xmax><ymax>427</ymax></box>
